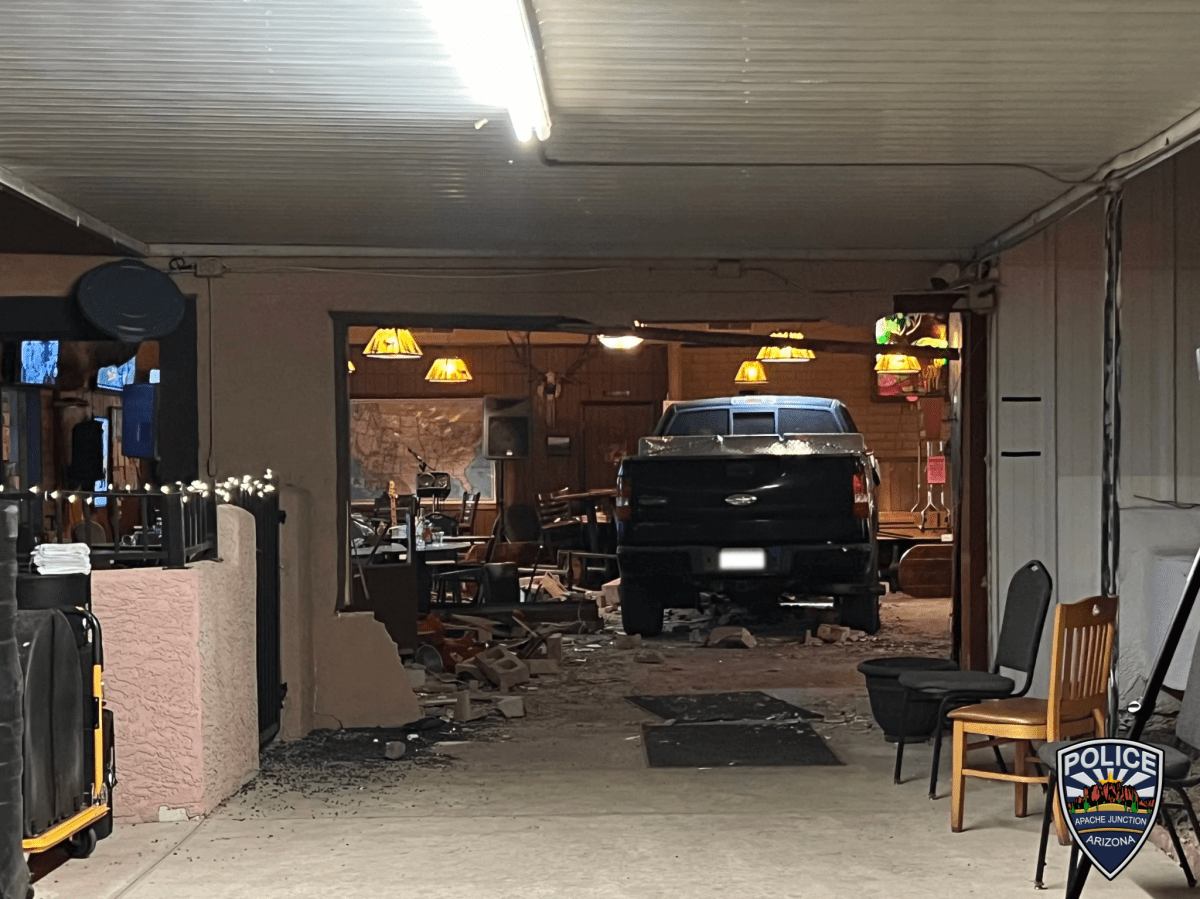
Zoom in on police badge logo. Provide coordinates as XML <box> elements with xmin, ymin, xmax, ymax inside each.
<box><xmin>1056</xmin><ymin>739</ymin><xmax>1165</xmax><ymax>880</ymax></box>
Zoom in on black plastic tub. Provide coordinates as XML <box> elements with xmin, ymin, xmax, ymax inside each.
<box><xmin>856</xmin><ymin>656</ymin><xmax>958</xmax><ymax>743</ymax></box>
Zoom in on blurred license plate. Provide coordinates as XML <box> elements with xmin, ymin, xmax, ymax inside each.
<box><xmin>719</xmin><ymin>548</ymin><xmax>766</xmax><ymax>571</ymax></box>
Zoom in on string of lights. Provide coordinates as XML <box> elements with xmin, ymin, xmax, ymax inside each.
<box><xmin>22</xmin><ymin>470</ymin><xmax>277</xmax><ymax>505</ymax></box>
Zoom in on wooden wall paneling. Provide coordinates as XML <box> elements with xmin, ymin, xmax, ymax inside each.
<box><xmin>348</xmin><ymin>342</ymin><xmax>668</xmax><ymax>508</ymax></box>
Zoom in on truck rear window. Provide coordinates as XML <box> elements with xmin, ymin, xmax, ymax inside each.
<box><xmin>665</xmin><ymin>406</ymin><xmax>851</xmax><ymax>436</ymax></box>
<box><xmin>667</xmin><ymin>408</ymin><xmax>729</xmax><ymax>435</ymax></box>
<box><xmin>778</xmin><ymin>407</ymin><xmax>843</xmax><ymax>434</ymax></box>
<box><xmin>732</xmin><ymin>411</ymin><xmax>775</xmax><ymax>435</ymax></box>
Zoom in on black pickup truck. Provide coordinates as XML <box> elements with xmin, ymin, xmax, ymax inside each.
<box><xmin>614</xmin><ymin>395</ymin><xmax>881</xmax><ymax>636</ymax></box>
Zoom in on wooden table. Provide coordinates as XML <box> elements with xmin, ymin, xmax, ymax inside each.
<box><xmin>554</xmin><ymin>489</ymin><xmax>617</xmax><ymax>554</ymax></box>
<box><xmin>876</xmin><ymin>523</ymin><xmax>953</xmax><ymax>594</ymax></box>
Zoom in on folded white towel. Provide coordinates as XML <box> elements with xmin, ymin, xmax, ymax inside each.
<box><xmin>32</xmin><ymin>542</ymin><xmax>92</xmax><ymax>575</ymax></box>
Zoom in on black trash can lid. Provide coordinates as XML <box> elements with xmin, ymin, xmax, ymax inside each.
<box><xmin>856</xmin><ymin>656</ymin><xmax>958</xmax><ymax>678</ymax></box>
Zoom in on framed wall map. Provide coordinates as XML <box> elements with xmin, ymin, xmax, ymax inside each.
<box><xmin>350</xmin><ymin>398</ymin><xmax>494</xmax><ymax>502</ymax></box>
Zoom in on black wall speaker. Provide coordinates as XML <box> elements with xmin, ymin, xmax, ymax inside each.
<box><xmin>65</xmin><ymin>419</ymin><xmax>104</xmax><ymax>488</ymax></box>
<box><xmin>76</xmin><ymin>260</ymin><xmax>186</xmax><ymax>342</ymax></box>
<box><xmin>483</xmin><ymin>396</ymin><xmax>532</xmax><ymax>461</ymax></box>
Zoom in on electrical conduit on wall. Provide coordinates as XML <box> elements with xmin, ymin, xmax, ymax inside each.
<box><xmin>1101</xmin><ymin>189</ymin><xmax>1124</xmax><ymax>733</ymax></box>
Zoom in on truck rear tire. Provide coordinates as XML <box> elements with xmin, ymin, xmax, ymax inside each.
<box><xmin>840</xmin><ymin>593</ymin><xmax>880</xmax><ymax>634</ymax></box>
<box><xmin>619</xmin><ymin>576</ymin><xmax>664</xmax><ymax>637</ymax></box>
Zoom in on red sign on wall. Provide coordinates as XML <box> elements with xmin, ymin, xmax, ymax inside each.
<box><xmin>927</xmin><ymin>455</ymin><xmax>947</xmax><ymax>485</ymax></box>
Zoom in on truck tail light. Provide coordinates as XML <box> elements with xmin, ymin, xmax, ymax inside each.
<box><xmin>615</xmin><ymin>477</ymin><xmax>632</xmax><ymax>521</ymax></box>
<box><xmin>853</xmin><ymin>472</ymin><xmax>871</xmax><ymax>520</ymax></box>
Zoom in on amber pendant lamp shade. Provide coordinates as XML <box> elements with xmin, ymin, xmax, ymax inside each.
<box><xmin>734</xmin><ymin>360</ymin><xmax>769</xmax><ymax>384</ymax></box>
<box><xmin>363</xmin><ymin>328</ymin><xmax>423</xmax><ymax>359</ymax></box>
<box><xmin>425</xmin><ymin>356</ymin><xmax>473</xmax><ymax>383</ymax></box>
<box><xmin>875</xmin><ymin>353</ymin><xmax>921</xmax><ymax>373</ymax></box>
<box><xmin>757</xmin><ymin>331</ymin><xmax>816</xmax><ymax>362</ymax></box>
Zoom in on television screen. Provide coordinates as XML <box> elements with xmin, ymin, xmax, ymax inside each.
<box><xmin>20</xmin><ymin>341</ymin><xmax>58</xmax><ymax>385</ymax></box>
<box><xmin>149</xmin><ymin>368</ymin><xmax>160</xmax><ymax>384</ymax></box>
<box><xmin>97</xmin><ymin>356</ymin><xmax>136</xmax><ymax>392</ymax></box>
<box><xmin>93</xmin><ymin>417</ymin><xmax>110</xmax><ymax>507</ymax></box>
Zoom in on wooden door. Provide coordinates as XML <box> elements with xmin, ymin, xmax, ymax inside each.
<box><xmin>582</xmin><ymin>402</ymin><xmax>659</xmax><ymax>490</ymax></box>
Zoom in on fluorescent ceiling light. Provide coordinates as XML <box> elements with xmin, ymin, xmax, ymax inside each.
<box><xmin>598</xmin><ymin>335</ymin><xmax>644</xmax><ymax>350</ymax></box>
<box><xmin>417</xmin><ymin>0</ymin><xmax>552</xmax><ymax>142</ymax></box>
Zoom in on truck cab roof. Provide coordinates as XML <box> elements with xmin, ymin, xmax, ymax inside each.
<box><xmin>654</xmin><ymin>396</ymin><xmax>858</xmax><ymax>437</ymax></box>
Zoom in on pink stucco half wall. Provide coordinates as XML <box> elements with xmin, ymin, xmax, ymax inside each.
<box><xmin>92</xmin><ymin>505</ymin><xmax>258</xmax><ymax>822</ymax></box>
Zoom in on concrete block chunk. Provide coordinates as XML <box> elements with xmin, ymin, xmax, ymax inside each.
<box><xmin>497</xmin><ymin>697</ymin><xmax>526</xmax><ymax>718</ymax></box>
<box><xmin>614</xmin><ymin>633</ymin><xmax>642</xmax><ymax>650</ymax></box>
<box><xmin>475</xmin><ymin>645</ymin><xmax>531</xmax><ymax>690</ymax></box>
<box><xmin>454</xmin><ymin>691</ymin><xmax>491</xmax><ymax>722</ymax></box>
<box><xmin>706</xmin><ymin>627</ymin><xmax>756</xmax><ymax>649</ymax></box>
<box><xmin>816</xmin><ymin>623</ymin><xmax>851</xmax><ymax>644</ymax></box>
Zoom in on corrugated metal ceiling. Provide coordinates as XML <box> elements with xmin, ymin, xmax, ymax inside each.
<box><xmin>0</xmin><ymin>1</ymin><xmax>1199</xmax><ymax>257</ymax></box>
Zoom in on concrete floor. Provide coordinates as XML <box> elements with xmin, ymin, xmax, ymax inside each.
<box><xmin>32</xmin><ymin>599</ymin><xmax>1197</xmax><ymax>898</ymax></box>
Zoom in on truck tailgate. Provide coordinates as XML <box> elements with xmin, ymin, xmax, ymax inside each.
<box><xmin>620</xmin><ymin>454</ymin><xmax>864</xmax><ymax>546</ymax></box>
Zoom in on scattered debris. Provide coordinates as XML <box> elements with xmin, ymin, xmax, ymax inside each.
<box><xmin>706</xmin><ymin>627</ymin><xmax>756</xmax><ymax>649</ymax></box>
<box><xmin>615</xmin><ymin>633</ymin><xmax>643</xmax><ymax>650</ymax></box>
<box><xmin>412</xmin><ymin>643</ymin><xmax>444</xmax><ymax>673</ymax></box>
<box><xmin>816</xmin><ymin>623</ymin><xmax>851</xmax><ymax>644</ymax></box>
<box><xmin>601</xmin><ymin>578</ymin><xmax>622</xmax><ymax>611</ymax></box>
<box><xmin>455</xmin><ymin>659</ymin><xmax>487</xmax><ymax>683</ymax></box>
<box><xmin>635</xmin><ymin>649</ymin><xmax>665</xmax><ymax>664</ymax></box>
<box><xmin>529</xmin><ymin>574</ymin><xmax>569</xmax><ymax>599</ymax></box>
<box><xmin>454</xmin><ymin>691</ymin><xmax>491</xmax><ymax>723</ymax></box>
<box><xmin>497</xmin><ymin>697</ymin><xmax>526</xmax><ymax>718</ymax></box>
<box><xmin>475</xmin><ymin>645</ymin><xmax>532</xmax><ymax>691</ymax></box>
<box><xmin>384</xmin><ymin>741</ymin><xmax>407</xmax><ymax>760</ymax></box>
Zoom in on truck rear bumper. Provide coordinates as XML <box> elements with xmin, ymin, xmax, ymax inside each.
<box><xmin>616</xmin><ymin>544</ymin><xmax>878</xmax><ymax>595</ymax></box>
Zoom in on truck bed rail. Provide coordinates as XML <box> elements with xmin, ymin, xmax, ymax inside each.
<box><xmin>637</xmin><ymin>433</ymin><xmax>868</xmax><ymax>458</ymax></box>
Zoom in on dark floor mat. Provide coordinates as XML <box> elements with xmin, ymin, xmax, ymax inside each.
<box><xmin>642</xmin><ymin>721</ymin><xmax>842</xmax><ymax>768</ymax></box>
<box><xmin>626</xmin><ymin>691</ymin><xmax>821</xmax><ymax>723</ymax></box>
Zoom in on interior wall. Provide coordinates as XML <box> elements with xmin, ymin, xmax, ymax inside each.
<box><xmin>0</xmin><ymin>254</ymin><xmax>938</xmax><ymax>736</ymax></box>
<box><xmin>349</xmin><ymin>341</ymin><xmax>669</xmax><ymax>503</ymax></box>
<box><xmin>991</xmin><ymin>142</ymin><xmax>1200</xmax><ymax>702</ymax></box>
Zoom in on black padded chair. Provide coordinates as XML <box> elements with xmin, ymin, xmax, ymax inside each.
<box><xmin>1032</xmin><ymin>627</ymin><xmax>1200</xmax><ymax>889</ymax></box>
<box><xmin>893</xmin><ymin>560</ymin><xmax>1054</xmax><ymax>798</ymax></box>
<box><xmin>431</xmin><ymin>561</ymin><xmax>520</xmax><ymax>606</ymax></box>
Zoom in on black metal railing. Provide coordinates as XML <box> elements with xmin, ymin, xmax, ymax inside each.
<box><xmin>0</xmin><ymin>489</ymin><xmax>219</xmax><ymax>570</ymax></box>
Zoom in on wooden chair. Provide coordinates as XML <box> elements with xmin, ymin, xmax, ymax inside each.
<box><xmin>535</xmin><ymin>491</ymin><xmax>584</xmax><ymax>552</ymax></box>
<box><xmin>458</xmin><ymin>492</ymin><xmax>481</xmax><ymax>535</ymax></box>
<box><xmin>948</xmin><ymin>595</ymin><xmax>1118</xmax><ymax>835</ymax></box>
